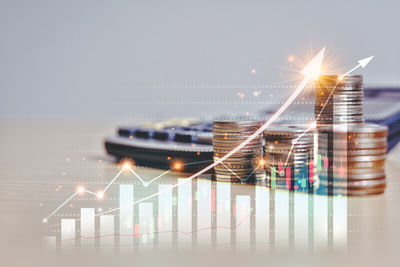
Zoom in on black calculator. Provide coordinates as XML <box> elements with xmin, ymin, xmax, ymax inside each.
<box><xmin>105</xmin><ymin>87</ymin><xmax>400</xmax><ymax>171</ymax></box>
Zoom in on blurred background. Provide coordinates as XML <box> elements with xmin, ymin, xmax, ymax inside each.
<box><xmin>0</xmin><ymin>0</ymin><xmax>399</xmax><ymax>120</ymax></box>
<box><xmin>1</xmin><ymin>2</ymin><xmax>400</xmax><ymax>265</ymax></box>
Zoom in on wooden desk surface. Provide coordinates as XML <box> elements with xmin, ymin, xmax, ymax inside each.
<box><xmin>1</xmin><ymin>121</ymin><xmax>400</xmax><ymax>265</ymax></box>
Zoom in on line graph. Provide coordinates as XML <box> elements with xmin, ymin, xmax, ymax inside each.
<box><xmin>61</xmin><ymin>211</ymin><xmax>255</xmax><ymax>242</ymax></box>
<box><xmin>216</xmin><ymin>159</ymin><xmax>264</xmax><ymax>183</ymax></box>
<box><xmin>281</xmin><ymin>55</ymin><xmax>375</xmax><ymax>169</ymax></box>
<box><xmin>92</xmin><ymin>47</ymin><xmax>327</xmax><ymax>219</ymax></box>
<box><xmin>49</xmin><ymin>181</ymin><xmax>350</xmax><ymax>250</ymax></box>
<box><xmin>43</xmin><ymin>159</ymin><xmax>213</xmax><ymax>222</ymax></box>
<box><xmin>43</xmin><ymin>47</ymin><xmax>325</xmax><ymax>223</ymax></box>
<box><xmin>95</xmin><ymin>48</ymin><xmax>376</xmax><ymax>219</ymax></box>
<box><xmin>43</xmin><ymin>48</ymin><xmax>374</xmax><ymax>227</ymax></box>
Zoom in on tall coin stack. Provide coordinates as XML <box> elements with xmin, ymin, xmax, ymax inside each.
<box><xmin>315</xmin><ymin>75</ymin><xmax>388</xmax><ymax>196</ymax></box>
<box><xmin>317</xmin><ymin>124</ymin><xmax>388</xmax><ymax>196</ymax></box>
<box><xmin>315</xmin><ymin>75</ymin><xmax>364</xmax><ymax>125</ymax></box>
<box><xmin>212</xmin><ymin>121</ymin><xmax>265</xmax><ymax>183</ymax></box>
<box><xmin>264</xmin><ymin>125</ymin><xmax>316</xmax><ymax>191</ymax></box>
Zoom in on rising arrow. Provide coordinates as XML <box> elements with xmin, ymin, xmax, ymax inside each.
<box><xmin>340</xmin><ymin>55</ymin><xmax>374</xmax><ymax>79</ymax></box>
<box><xmin>95</xmin><ymin>47</ymin><xmax>327</xmax><ymax>217</ymax></box>
<box><xmin>283</xmin><ymin>54</ymin><xmax>376</xmax><ymax>170</ymax></box>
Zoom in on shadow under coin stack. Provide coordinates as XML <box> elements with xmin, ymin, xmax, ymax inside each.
<box><xmin>212</xmin><ymin>121</ymin><xmax>265</xmax><ymax>183</ymax></box>
<box><xmin>315</xmin><ymin>75</ymin><xmax>388</xmax><ymax>196</ymax></box>
<box><xmin>264</xmin><ymin>125</ymin><xmax>317</xmax><ymax>191</ymax></box>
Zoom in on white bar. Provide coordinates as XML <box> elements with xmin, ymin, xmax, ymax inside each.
<box><xmin>333</xmin><ymin>123</ymin><xmax>348</xmax><ymax>196</ymax></box>
<box><xmin>318</xmin><ymin>132</ymin><xmax>328</xmax><ymax>178</ymax></box>
<box><xmin>313</xmin><ymin>132</ymin><xmax>318</xmax><ymax>170</ymax></box>
<box><xmin>275</xmin><ymin>191</ymin><xmax>289</xmax><ymax>249</ymax></box>
<box><xmin>81</xmin><ymin>208</ymin><xmax>95</xmax><ymax>249</ymax></box>
<box><xmin>178</xmin><ymin>179</ymin><xmax>192</xmax><ymax>246</ymax></box>
<box><xmin>312</xmin><ymin>131</ymin><xmax>319</xmax><ymax>196</ymax></box>
<box><xmin>217</xmin><ymin>182</ymin><xmax>230</xmax><ymax>245</ymax></box>
<box><xmin>119</xmin><ymin>185</ymin><xmax>134</xmax><ymax>247</ymax></box>
<box><xmin>42</xmin><ymin>236</ymin><xmax>56</xmax><ymax>252</ymax></box>
<box><xmin>61</xmin><ymin>219</ymin><xmax>76</xmax><ymax>250</ymax></box>
<box><xmin>197</xmin><ymin>179</ymin><xmax>211</xmax><ymax>244</ymax></box>
<box><xmin>139</xmin><ymin>202</ymin><xmax>154</xmax><ymax>247</ymax></box>
<box><xmin>158</xmin><ymin>184</ymin><xmax>173</xmax><ymax>245</ymax></box>
<box><xmin>333</xmin><ymin>197</ymin><xmax>347</xmax><ymax>250</ymax></box>
<box><xmin>236</xmin><ymin>195</ymin><xmax>250</xmax><ymax>246</ymax></box>
<box><xmin>294</xmin><ymin>192</ymin><xmax>308</xmax><ymax>250</ymax></box>
<box><xmin>100</xmin><ymin>215</ymin><xmax>115</xmax><ymax>249</ymax></box>
<box><xmin>255</xmin><ymin>187</ymin><xmax>269</xmax><ymax>245</ymax></box>
<box><xmin>314</xmin><ymin>195</ymin><xmax>328</xmax><ymax>250</ymax></box>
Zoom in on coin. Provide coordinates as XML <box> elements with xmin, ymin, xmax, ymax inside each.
<box><xmin>264</xmin><ymin>125</ymin><xmax>315</xmax><ymax>191</ymax></box>
<box><xmin>318</xmin><ymin>140</ymin><xmax>386</xmax><ymax>149</ymax></box>
<box><xmin>317</xmin><ymin>147</ymin><xmax>387</xmax><ymax>156</ymax></box>
<box><xmin>213</xmin><ymin>120</ymin><xmax>265</xmax><ymax>183</ymax></box>
<box><xmin>319</xmin><ymin>178</ymin><xmax>386</xmax><ymax>188</ymax></box>
<box><xmin>315</xmin><ymin>120</ymin><xmax>387</xmax><ymax>195</ymax></box>
<box><xmin>318</xmin><ymin>123</ymin><xmax>387</xmax><ymax>135</ymax></box>
<box><xmin>318</xmin><ymin>173</ymin><xmax>386</xmax><ymax>181</ymax></box>
<box><xmin>317</xmin><ymin>186</ymin><xmax>385</xmax><ymax>196</ymax></box>
<box><xmin>315</xmin><ymin>75</ymin><xmax>365</xmax><ymax>125</ymax></box>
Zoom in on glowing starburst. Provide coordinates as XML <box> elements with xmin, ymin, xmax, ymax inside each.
<box><xmin>96</xmin><ymin>191</ymin><xmax>105</xmax><ymax>200</ymax></box>
<box><xmin>258</xmin><ymin>158</ymin><xmax>266</xmax><ymax>167</ymax></box>
<box><xmin>120</xmin><ymin>158</ymin><xmax>135</xmax><ymax>171</ymax></box>
<box><xmin>77</xmin><ymin>186</ymin><xmax>85</xmax><ymax>194</ymax></box>
<box><xmin>172</xmin><ymin>161</ymin><xmax>183</xmax><ymax>171</ymax></box>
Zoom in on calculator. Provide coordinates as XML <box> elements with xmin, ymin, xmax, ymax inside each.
<box><xmin>104</xmin><ymin>87</ymin><xmax>400</xmax><ymax>171</ymax></box>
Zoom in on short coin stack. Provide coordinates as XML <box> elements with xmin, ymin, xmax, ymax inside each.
<box><xmin>212</xmin><ymin>121</ymin><xmax>265</xmax><ymax>183</ymax></box>
<box><xmin>317</xmin><ymin>123</ymin><xmax>388</xmax><ymax>196</ymax></box>
<box><xmin>264</xmin><ymin>125</ymin><xmax>316</xmax><ymax>191</ymax></box>
<box><xmin>315</xmin><ymin>75</ymin><xmax>364</xmax><ymax>125</ymax></box>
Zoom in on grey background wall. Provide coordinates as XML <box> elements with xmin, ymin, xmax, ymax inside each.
<box><xmin>1</xmin><ymin>0</ymin><xmax>399</xmax><ymax>119</ymax></box>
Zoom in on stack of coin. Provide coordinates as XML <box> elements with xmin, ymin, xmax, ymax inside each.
<box><xmin>315</xmin><ymin>75</ymin><xmax>364</xmax><ymax>125</ymax></box>
<box><xmin>264</xmin><ymin>125</ymin><xmax>317</xmax><ymax>191</ymax></box>
<box><xmin>317</xmin><ymin>123</ymin><xmax>387</xmax><ymax>196</ymax></box>
<box><xmin>212</xmin><ymin>121</ymin><xmax>265</xmax><ymax>183</ymax></box>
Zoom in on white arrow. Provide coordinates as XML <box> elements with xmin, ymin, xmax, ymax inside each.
<box><xmin>283</xmin><ymin>54</ymin><xmax>376</xmax><ymax>169</ymax></box>
<box><xmin>95</xmin><ymin>47</ymin><xmax>327</xmax><ymax>217</ymax></box>
<box><xmin>340</xmin><ymin>55</ymin><xmax>374</xmax><ymax>79</ymax></box>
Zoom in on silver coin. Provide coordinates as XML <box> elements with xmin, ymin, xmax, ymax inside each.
<box><xmin>316</xmin><ymin>108</ymin><xmax>363</xmax><ymax>112</ymax></box>
<box><xmin>315</xmin><ymin>108</ymin><xmax>363</xmax><ymax>113</ymax></box>
<box><xmin>318</xmin><ymin>123</ymin><xmax>388</xmax><ymax>134</ymax></box>
<box><xmin>213</xmin><ymin>149</ymin><xmax>263</xmax><ymax>155</ymax></box>
<box><xmin>317</xmin><ymin>187</ymin><xmax>385</xmax><ymax>196</ymax></box>
<box><xmin>213</xmin><ymin>126</ymin><xmax>262</xmax><ymax>131</ymax></box>
<box><xmin>345</xmin><ymin>160</ymin><xmax>386</xmax><ymax>169</ymax></box>
<box><xmin>215</xmin><ymin>168</ymin><xmax>266</xmax><ymax>174</ymax></box>
<box><xmin>346</xmin><ymin>167</ymin><xmax>386</xmax><ymax>175</ymax></box>
<box><xmin>317</xmin><ymin>147</ymin><xmax>387</xmax><ymax>156</ymax></box>
<box><xmin>318</xmin><ymin>172</ymin><xmax>385</xmax><ymax>181</ymax></box>
<box><xmin>213</xmin><ymin>120</ymin><xmax>262</xmax><ymax>125</ymax></box>
<box><xmin>318</xmin><ymin>137</ymin><xmax>387</xmax><ymax>145</ymax></box>
<box><xmin>325</xmin><ymin>154</ymin><xmax>386</xmax><ymax>163</ymax></box>
<box><xmin>214</xmin><ymin>171</ymin><xmax>262</xmax><ymax>177</ymax></box>
<box><xmin>316</xmin><ymin>97</ymin><xmax>364</xmax><ymax>102</ymax></box>
<box><xmin>319</xmin><ymin>178</ymin><xmax>386</xmax><ymax>188</ymax></box>
<box><xmin>264</xmin><ymin>125</ymin><xmax>315</xmax><ymax>135</ymax></box>
<box><xmin>318</xmin><ymin>141</ymin><xmax>386</xmax><ymax>149</ymax></box>
<box><xmin>213</xmin><ymin>140</ymin><xmax>262</xmax><ymax>145</ymax></box>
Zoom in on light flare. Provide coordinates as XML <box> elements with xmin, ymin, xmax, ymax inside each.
<box><xmin>77</xmin><ymin>186</ymin><xmax>85</xmax><ymax>195</ymax></box>
<box><xmin>96</xmin><ymin>191</ymin><xmax>105</xmax><ymax>200</ymax></box>
<box><xmin>172</xmin><ymin>161</ymin><xmax>183</xmax><ymax>171</ymax></box>
<box><xmin>120</xmin><ymin>158</ymin><xmax>135</xmax><ymax>171</ymax></box>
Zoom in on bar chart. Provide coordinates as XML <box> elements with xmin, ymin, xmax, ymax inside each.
<box><xmin>43</xmin><ymin>172</ymin><xmax>347</xmax><ymax>252</ymax></box>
